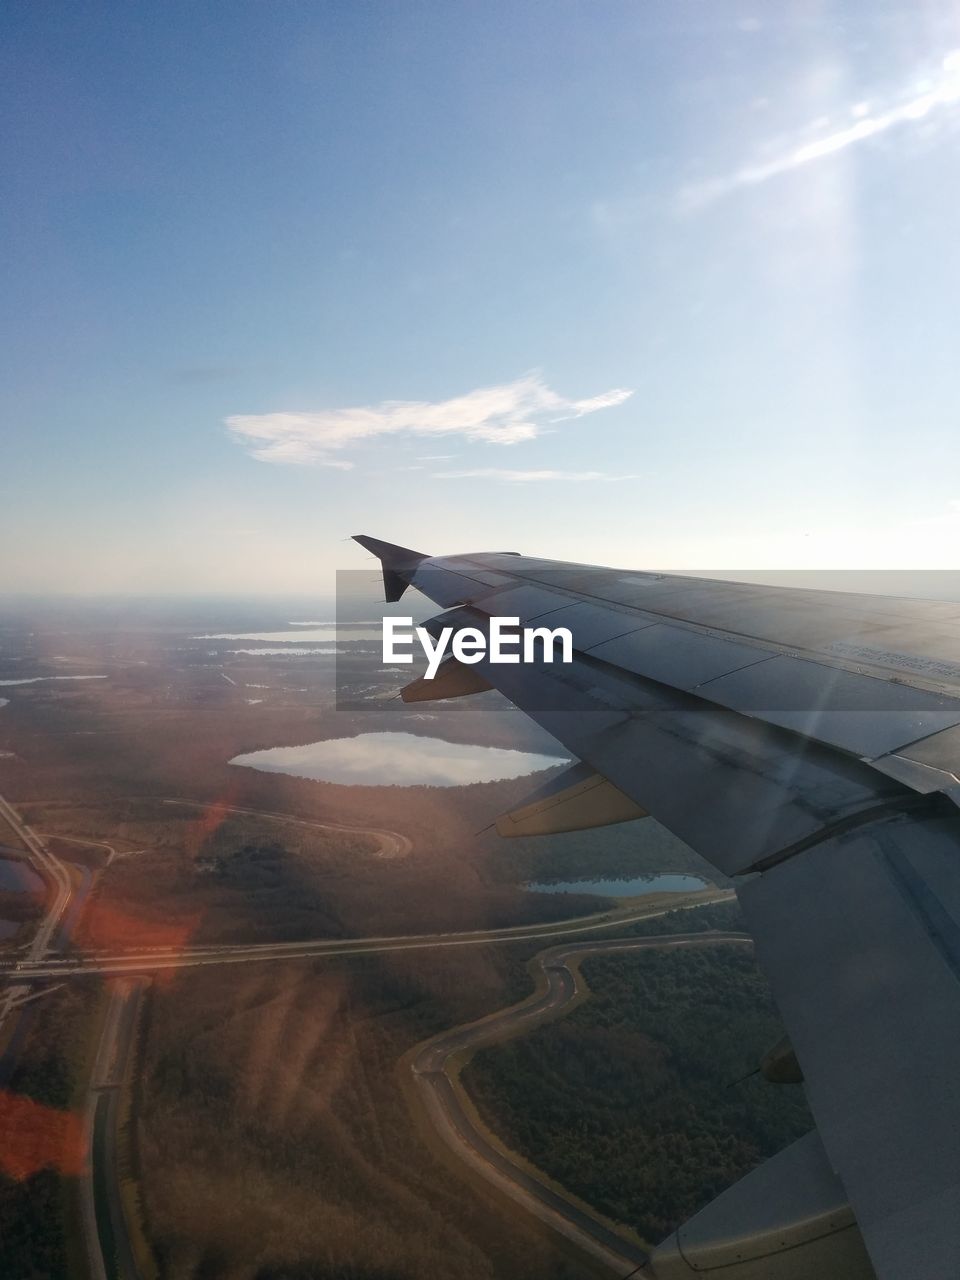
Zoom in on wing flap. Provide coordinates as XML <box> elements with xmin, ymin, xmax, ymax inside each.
<box><xmin>400</xmin><ymin>656</ymin><xmax>493</xmax><ymax>703</ymax></box>
<box><xmin>495</xmin><ymin>762</ymin><xmax>646</xmax><ymax>837</ymax></box>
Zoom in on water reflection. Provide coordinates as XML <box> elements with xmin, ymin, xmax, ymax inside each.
<box><xmin>527</xmin><ymin>874</ymin><xmax>708</xmax><ymax>896</ymax></box>
<box><xmin>0</xmin><ymin>858</ymin><xmax>43</xmax><ymax>942</ymax></box>
<box><xmin>230</xmin><ymin>731</ymin><xmax>567</xmax><ymax>787</ymax></box>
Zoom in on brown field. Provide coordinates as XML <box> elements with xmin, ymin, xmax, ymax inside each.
<box><xmin>136</xmin><ymin>950</ymin><xmax>592</xmax><ymax>1280</ymax></box>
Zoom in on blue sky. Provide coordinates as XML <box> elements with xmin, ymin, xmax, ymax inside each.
<box><xmin>3</xmin><ymin>1</ymin><xmax>959</xmax><ymax>593</ymax></box>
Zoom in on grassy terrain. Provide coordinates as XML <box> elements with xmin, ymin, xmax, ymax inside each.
<box><xmin>24</xmin><ymin>793</ymin><xmax>713</xmax><ymax>948</ymax></box>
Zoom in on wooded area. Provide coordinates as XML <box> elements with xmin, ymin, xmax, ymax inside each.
<box><xmin>464</xmin><ymin>943</ymin><xmax>811</xmax><ymax>1245</ymax></box>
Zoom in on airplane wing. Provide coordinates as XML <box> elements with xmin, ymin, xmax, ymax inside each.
<box><xmin>354</xmin><ymin>534</ymin><xmax>960</xmax><ymax>1280</ymax></box>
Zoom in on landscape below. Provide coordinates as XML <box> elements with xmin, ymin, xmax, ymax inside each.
<box><xmin>0</xmin><ymin>597</ymin><xmax>801</xmax><ymax>1280</ymax></box>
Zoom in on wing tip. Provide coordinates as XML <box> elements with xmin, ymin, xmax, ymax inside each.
<box><xmin>351</xmin><ymin>535</ymin><xmax>431</xmax><ymax>603</ymax></box>
<box><xmin>352</xmin><ymin>534</ymin><xmax>430</xmax><ymax>565</ymax></box>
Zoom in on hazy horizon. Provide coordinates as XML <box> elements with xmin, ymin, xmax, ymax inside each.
<box><xmin>4</xmin><ymin>568</ymin><xmax>960</xmax><ymax>605</ymax></box>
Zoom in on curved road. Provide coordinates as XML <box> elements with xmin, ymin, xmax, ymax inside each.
<box><xmin>411</xmin><ymin>932</ymin><xmax>752</xmax><ymax>1276</ymax></box>
<box><xmin>157</xmin><ymin>797</ymin><xmax>413</xmax><ymax>858</ymax></box>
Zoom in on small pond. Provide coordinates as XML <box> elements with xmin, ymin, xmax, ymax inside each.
<box><xmin>0</xmin><ymin>857</ymin><xmax>43</xmax><ymax>893</ymax></box>
<box><xmin>527</xmin><ymin>873</ymin><xmax>709</xmax><ymax>896</ymax></box>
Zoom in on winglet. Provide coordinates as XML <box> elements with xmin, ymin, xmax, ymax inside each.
<box><xmin>352</xmin><ymin>535</ymin><xmax>431</xmax><ymax>603</ymax></box>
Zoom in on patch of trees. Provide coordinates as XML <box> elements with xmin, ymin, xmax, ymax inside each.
<box><xmin>0</xmin><ymin>984</ymin><xmax>101</xmax><ymax>1280</ymax></box>
<box><xmin>0</xmin><ymin>1169</ymin><xmax>69</xmax><ymax>1280</ymax></box>
<box><xmin>0</xmin><ymin>887</ymin><xmax>44</xmax><ymax>924</ymax></box>
<box><xmin>6</xmin><ymin>981</ymin><xmax>99</xmax><ymax>1110</ymax></box>
<box><xmin>463</xmin><ymin>944</ymin><xmax>811</xmax><ymax>1245</ymax></box>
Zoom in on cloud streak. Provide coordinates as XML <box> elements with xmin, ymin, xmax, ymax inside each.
<box><xmin>432</xmin><ymin>468</ymin><xmax>632</xmax><ymax>483</ymax></box>
<box><xmin>226</xmin><ymin>374</ymin><xmax>633</xmax><ymax>469</ymax></box>
<box><xmin>681</xmin><ymin>49</ymin><xmax>960</xmax><ymax>208</ymax></box>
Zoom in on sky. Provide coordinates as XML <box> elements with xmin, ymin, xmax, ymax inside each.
<box><xmin>3</xmin><ymin>0</ymin><xmax>960</xmax><ymax>594</ymax></box>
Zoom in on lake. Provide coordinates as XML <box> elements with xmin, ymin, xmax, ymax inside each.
<box><xmin>223</xmin><ymin>647</ymin><xmax>344</xmax><ymax>656</ymax></box>
<box><xmin>0</xmin><ymin>675</ymin><xmax>108</xmax><ymax>687</ymax></box>
<box><xmin>0</xmin><ymin>858</ymin><xmax>43</xmax><ymax>893</ymax></box>
<box><xmin>230</xmin><ymin>731</ymin><xmax>568</xmax><ymax>787</ymax></box>
<box><xmin>194</xmin><ymin>627</ymin><xmax>382</xmax><ymax>643</ymax></box>
<box><xmin>527</xmin><ymin>873</ymin><xmax>709</xmax><ymax>897</ymax></box>
<box><xmin>0</xmin><ymin>856</ymin><xmax>42</xmax><ymax>939</ymax></box>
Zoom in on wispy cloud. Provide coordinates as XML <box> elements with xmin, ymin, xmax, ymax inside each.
<box><xmin>225</xmin><ymin>373</ymin><xmax>633</xmax><ymax>469</ymax></box>
<box><xmin>681</xmin><ymin>49</ymin><xmax>960</xmax><ymax>209</ymax></box>
<box><xmin>432</xmin><ymin>468</ymin><xmax>631</xmax><ymax>483</ymax></box>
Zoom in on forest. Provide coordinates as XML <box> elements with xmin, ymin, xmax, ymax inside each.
<box><xmin>464</xmin><ymin>942</ymin><xmax>811</xmax><ymax>1245</ymax></box>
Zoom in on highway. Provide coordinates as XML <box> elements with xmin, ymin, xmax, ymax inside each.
<box><xmin>0</xmin><ymin>788</ymin><xmax>729</xmax><ymax>983</ymax></box>
<box><xmin>411</xmin><ymin>932</ymin><xmax>752</xmax><ymax>1276</ymax></box>
<box><xmin>81</xmin><ymin>978</ymin><xmax>148</xmax><ymax>1280</ymax></box>
<box><xmin>3</xmin><ymin>891</ymin><xmax>734</xmax><ymax>981</ymax></box>
<box><xmin>0</xmin><ymin>792</ymin><xmax>73</xmax><ymax>956</ymax></box>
